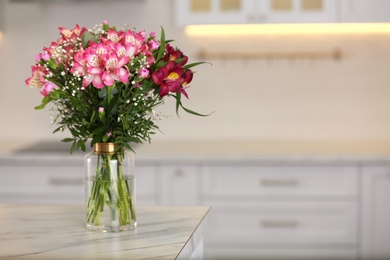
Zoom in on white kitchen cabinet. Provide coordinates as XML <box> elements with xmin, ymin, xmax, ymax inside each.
<box><xmin>340</xmin><ymin>0</ymin><xmax>390</xmax><ymax>22</ymax></box>
<box><xmin>158</xmin><ymin>165</ymin><xmax>199</xmax><ymax>205</ymax></box>
<box><xmin>175</xmin><ymin>0</ymin><xmax>251</xmax><ymax>27</ymax></box>
<box><xmin>175</xmin><ymin>0</ymin><xmax>338</xmax><ymax>27</ymax></box>
<box><xmin>202</xmin><ymin>165</ymin><xmax>358</xmax><ymax>199</ymax></box>
<box><xmin>361</xmin><ymin>166</ymin><xmax>390</xmax><ymax>260</ymax></box>
<box><xmin>134</xmin><ymin>165</ymin><xmax>159</xmax><ymax>205</ymax></box>
<box><xmin>206</xmin><ymin>201</ymin><xmax>357</xmax><ymax>243</ymax></box>
<box><xmin>0</xmin><ymin>159</ymin><xmax>158</xmax><ymax>205</ymax></box>
<box><xmin>3</xmin><ymin>150</ymin><xmax>390</xmax><ymax>259</ymax></box>
<box><xmin>201</xmin><ymin>164</ymin><xmax>359</xmax><ymax>259</ymax></box>
<box><xmin>0</xmin><ymin>164</ymin><xmax>84</xmax><ymax>204</ymax></box>
<box><xmin>253</xmin><ymin>0</ymin><xmax>338</xmax><ymax>24</ymax></box>
<box><xmin>205</xmin><ymin>201</ymin><xmax>358</xmax><ymax>259</ymax></box>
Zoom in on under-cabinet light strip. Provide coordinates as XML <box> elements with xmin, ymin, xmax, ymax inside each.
<box><xmin>185</xmin><ymin>23</ymin><xmax>390</xmax><ymax>36</ymax></box>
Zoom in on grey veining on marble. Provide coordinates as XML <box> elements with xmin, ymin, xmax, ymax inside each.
<box><xmin>0</xmin><ymin>205</ymin><xmax>210</xmax><ymax>260</ymax></box>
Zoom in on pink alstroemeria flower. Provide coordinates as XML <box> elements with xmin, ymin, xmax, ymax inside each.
<box><xmin>148</xmin><ymin>39</ymin><xmax>159</xmax><ymax>50</ymax></box>
<box><xmin>102</xmin><ymin>53</ymin><xmax>130</xmax><ymax>86</ymax></box>
<box><xmin>106</xmin><ymin>29</ymin><xmax>122</xmax><ymax>44</ymax></box>
<box><xmin>71</xmin><ymin>50</ymin><xmax>87</xmax><ymax>77</ymax></box>
<box><xmin>35</xmin><ymin>52</ymin><xmax>50</xmax><ymax>62</ymax></box>
<box><xmin>71</xmin><ymin>49</ymin><xmax>104</xmax><ymax>89</ymax></box>
<box><xmin>139</xmin><ymin>67</ymin><xmax>149</xmax><ymax>78</ymax></box>
<box><xmin>59</xmin><ymin>24</ymin><xmax>87</xmax><ymax>42</ymax></box>
<box><xmin>81</xmin><ymin>43</ymin><xmax>109</xmax><ymax>89</ymax></box>
<box><xmin>122</xmin><ymin>30</ymin><xmax>146</xmax><ymax>56</ymax></box>
<box><xmin>25</xmin><ymin>65</ymin><xmax>46</xmax><ymax>89</ymax></box>
<box><xmin>112</xmin><ymin>43</ymin><xmax>127</xmax><ymax>58</ymax></box>
<box><xmin>40</xmin><ymin>82</ymin><xmax>58</xmax><ymax>97</ymax></box>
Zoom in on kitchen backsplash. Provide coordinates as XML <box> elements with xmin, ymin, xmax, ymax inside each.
<box><xmin>1</xmin><ymin>0</ymin><xmax>390</xmax><ymax>143</ymax></box>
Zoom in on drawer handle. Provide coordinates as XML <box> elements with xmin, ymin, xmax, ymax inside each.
<box><xmin>260</xmin><ymin>179</ymin><xmax>298</xmax><ymax>187</ymax></box>
<box><xmin>49</xmin><ymin>178</ymin><xmax>83</xmax><ymax>186</ymax></box>
<box><xmin>174</xmin><ymin>169</ymin><xmax>183</xmax><ymax>177</ymax></box>
<box><xmin>261</xmin><ymin>220</ymin><xmax>298</xmax><ymax>228</ymax></box>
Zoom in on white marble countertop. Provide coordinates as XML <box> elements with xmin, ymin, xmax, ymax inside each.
<box><xmin>0</xmin><ymin>204</ymin><xmax>210</xmax><ymax>260</ymax></box>
<box><xmin>2</xmin><ymin>139</ymin><xmax>390</xmax><ymax>164</ymax></box>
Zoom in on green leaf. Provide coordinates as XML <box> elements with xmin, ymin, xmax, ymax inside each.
<box><xmin>52</xmin><ymin>126</ymin><xmax>63</xmax><ymax>134</ymax></box>
<box><xmin>34</xmin><ymin>96</ymin><xmax>52</xmax><ymax>110</ymax></box>
<box><xmin>155</xmin><ymin>27</ymin><xmax>166</xmax><ymax>63</ymax></box>
<box><xmin>70</xmin><ymin>140</ymin><xmax>77</xmax><ymax>154</ymax></box>
<box><xmin>107</xmin><ymin>94</ymin><xmax>119</xmax><ymax>115</ymax></box>
<box><xmin>103</xmin><ymin>23</ymin><xmax>109</xmax><ymax>32</ymax></box>
<box><xmin>175</xmin><ymin>92</ymin><xmax>181</xmax><ymax>117</ymax></box>
<box><xmin>98</xmin><ymin>87</ymin><xmax>107</xmax><ymax>99</ymax></box>
<box><xmin>61</xmin><ymin>138</ymin><xmax>74</xmax><ymax>143</ymax></box>
<box><xmin>90</xmin><ymin>111</ymin><xmax>96</xmax><ymax>124</ymax></box>
<box><xmin>170</xmin><ymin>93</ymin><xmax>213</xmax><ymax>117</ymax></box>
<box><xmin>48</xmin><ymin>59</ymin><xmax>57</xmax><ymax>70</ymax></box>
<box><xmin>50</xmin><ymin>90</ymin><xmax>60</xmax><ymax>99</ymax></box>
<box><xmin>184</xmin><ymin>61</ymin><xmax>211</xmax><ymax>69</ymax></box>
<box><xmin>92</xmin><ymin>125</ymin><xmax>107</xmax><ymax>135</ymax></box>
<box><xmin>77</xmin><ymin>139</ymin><xmax>86</xmax><ymax>152</ymax></box>
<box><xmin>155</xmin><ymin>61</ymin><xmax>168</xmax><ymax>69</ymax></box>
<box><xmin>81</xmin><ymin>31</ymin><xmax>99</xmax><ymax>49</ymax></box>
<box><xmin>141</xmin><ymin>80</ymin><xmax>155</xmax><ymax>92</ymax></box>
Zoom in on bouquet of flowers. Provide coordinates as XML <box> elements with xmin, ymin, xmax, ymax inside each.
<box><xmin>25</xmin><ymin>21</ymin><xmax>207</xmax><ymax>231</ymax></box>
<box><xmin>26</xmin><ymin>21</ymin><xmax>205</xmax><ymax>154</ymax></box>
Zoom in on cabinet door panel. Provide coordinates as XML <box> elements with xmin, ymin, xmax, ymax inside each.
<box><xmin>258</xmin><ymin>0</ymin><xmax>338</xmax><ymax>23</ymax></box>
<box><xmin>204</xmin><ymin>201</ymin><xmax>357</xmax><ymax>244</ymax></box>
<box><xmin>202</xmin><ymin>166</ymin><xmax>357</xmax><ymax>199</ymax></box>
<box><xmin>341</xmin><ymin>0</ymin><xmax>390</xmax><ymax>22</ymax></box>
<box><xmin>205</xmin><ymin>246</ymin><xmax>357</xmax><ymax>260</ymax></box>
<box><xmin>361</xmin><ymin>166</ymin><xmax>390</xmax><ymax>259</ymax></box>
<box><xmin>0</xmin><ymin>166</ymin><xmax>83</xmax><ymax>193</ymax></box>
<box><xmin>175</xmin><ymin>0</ymin><xmax>253</xmax><ymax>27</ymax></box>
<box><xmin>0</xmin><ymin>165</ymin><xmax>158</xmax><ymax>205</ymax></box>
<box><xmin>135</xmin><ymin>166</ymin><xmax>157</xmax><ymax>205</ymax></box>
<box><xmin>159</xmin><ymin>166</ymin><xmax>198</xmax><ymax>206</ymax></box>
<box><xmin>0</xmin><ymin>166</ymin><xmax>84</xmax><ymax>203</ymax></box>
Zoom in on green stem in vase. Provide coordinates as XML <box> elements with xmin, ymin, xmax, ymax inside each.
<box><xmin>86</xmin><ymin>151</ymin><xmax>135</xmax><ymax>230</ymax></box>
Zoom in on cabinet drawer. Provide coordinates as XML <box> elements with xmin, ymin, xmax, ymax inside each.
<box><xmin>0</xmin><ymin>165</ymin><xmax>157</xmax><ymax>204</ymax></box>
<box><xmin>205</xmin><ymin>246</ymin><xmax>357</xmax><ymax>260</ymax></box>
<box><xmin>0</xmin><ymin>166</ymin><xmax>84</xmax><ymax>193</ymax></box>
<box><xmin>205</xmin><ymin>201</ymin><xmax>357</xmax><ymax>245</ymax></box>
<box><xmin>135</xmin><ymin>166</ymin><xmax>157</xmax><ymax>205</ymax></box>
<box><xmin>0</xmin><ymin>165</ymin><xmax>84</xmax><ymax>203</ymax></box>
<box><xmin>202</xmin><ymin>166</ymin><xmax>357</xmax><ymax>198</ymax></box>
<box><xmin>159</xmin><ymin>166</ymin><xmax>199</xmax><ymax>206</ymax></box>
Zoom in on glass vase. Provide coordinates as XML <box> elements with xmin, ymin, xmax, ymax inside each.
<box><xmin>85</xmin><ymin>143</ymin><xmax>136</xmax><ymax>232</ymax></box>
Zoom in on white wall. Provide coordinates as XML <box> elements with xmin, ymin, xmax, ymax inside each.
<box><xmin>1</xmin><ymin>0</ymin><xmax>390</xmax><ymax>146</ymax></box>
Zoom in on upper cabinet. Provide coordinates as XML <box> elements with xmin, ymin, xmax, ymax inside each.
<box><xmin>340</xmin><ymin>0</ymin><xmax>390</xmax><ymax>22</ymax></box>
<box><xmin>175</xmin><ymin>0</ymin><xmax>338</xmax><ymax>27</ymax></box>
<box><xmin>175</xmin><ymin>0</ymin><xmax>251</xmax><ymax>26</ymax></box>
<box><xmin>175</xmin><ymin>0</ymin><xmax>390</xmax><ymax>27</ymax></box>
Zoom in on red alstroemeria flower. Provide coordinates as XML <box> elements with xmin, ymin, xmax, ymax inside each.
<box><xmin>163</xmin><ymin>44</ymin><xmax>188</xmax><ymax>66</ymax></box>
<box><xmin>152</xmin><ymin>61</ymin><xmax>189</xmax><ymax>98</ymax></box>
<box><xmin>182</xmin><ymin>69</ymin><xmax>193</xmax><ymax>87</ymax></box>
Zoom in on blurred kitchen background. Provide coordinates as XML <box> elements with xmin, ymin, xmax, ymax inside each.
<box><xmin>1</xmin><ymin>0</ymin><xmax>390</xmax><ymax>259</ymax></box>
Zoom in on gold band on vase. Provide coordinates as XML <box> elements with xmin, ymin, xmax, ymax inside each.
<box><xmin>93</xmin><ymin>142</ymin><xmax>117</xmax><ymax>154</ymax></box>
